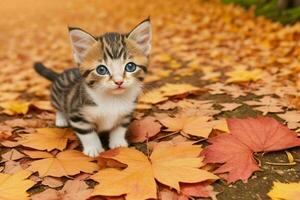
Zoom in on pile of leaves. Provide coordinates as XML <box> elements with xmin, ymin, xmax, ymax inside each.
<box><xmin>0</xmin><ymin>0</ymin><xmax>300</xmax><ymax>199</ymax></box>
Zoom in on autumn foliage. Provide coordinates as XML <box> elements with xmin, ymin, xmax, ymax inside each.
<box><xmin>0</xmin><ymin>0</ymin><xmax>300</xmax><ymax>200</ymax></box>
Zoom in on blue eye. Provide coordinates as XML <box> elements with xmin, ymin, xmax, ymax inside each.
<box><xmin>96</xmin><ymin>65</ymin><xmax>109</xmax><ymax>75</ymax></box>
<box><xmin>125</xmin><ymin>62</ymin><xmax>137</xmax><ymax>72</ymax></box>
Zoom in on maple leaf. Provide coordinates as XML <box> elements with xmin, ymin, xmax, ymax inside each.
<box><xmin>278</xmin><ymin>111</ymin><xmax>300</xmax><ymax>129</ymax></box>
<box><xmin>159</xmin><ymin>115</ymin><xmax>228</xmax><ymax>138</ymax></box>
<box><xmin>30</xmin><ymin>100</ymin><xmax>54</xmax><ymax>112</ymax></box>
<box><xmin>181</xmin><ymin>182</ymin><xmax>218</xmax><ymax>200</ymax></box>
<box><xmin>138</xmin><ymin>90</ymin><xmax>168</xmax><ymax>104</ymax></box>
<box><xmin>24</xmin><ymin>150</ymin><xmax>98</xmax><ymax>177</ymax></box>
<box><xmin>245</xmin><ymin>96</ymin><xmax>284</xmax><ymax>115</ymax></box>
<box><xmin>0</xmin><ymin>170</ymin><xmax>35</xmax><ymax>200</ymax></box>
<box><xmin>19</xmin><ymin>128</ymin><xmax>77</xmax><ymax>151</ymax></box>
<box><xmin>202</xmin><ymin>117</ymin><xmax>300</xmax><ymax>183</ymax></box>
<box><xmin>0</xmin><ymin>101</ymin><xmax>30</xmax><ymax>115</ymax></box>
<box><xmin>158</xmin><ymin>188</ymin><xmax>188</xmax><ymax>200</ymax></box>
<box><xmin>226</xmin><ymin>68</ymin><xmax>263</xmax><ymax>83</ymax></box>
<box><xmin>268</xmin><ymin>181</ymin><xmax>300</xmax><ymax>200</ymax></box>
<box><xmin>128</xmin><ymin>116</ymin><xmax>162</xmax><ymax>143</ymax></box>
<box><xmin>91</xmin><ymin>144</ymin><xmax>218</xmax><ymax>200</ymax></box>
<box><xmin>1</xmin><ymin>149</ymin><xmax>25</xmax><ymax>163</ymax></box>
<box><xmin>159</xmin><ymin>83</ymin><xmax>201</xmax><ymax>97</ymax></box>
<box><xmin>41</xmin><ymin>177</ymin><xmax>63</xmax><ymax>188</ymax></box>
<box><xmin>31</xmin><ymin>180</ymin><xmax>93</xmax><ymax>200</ymax></box>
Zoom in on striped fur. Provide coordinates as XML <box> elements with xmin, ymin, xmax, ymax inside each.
<box><xmin>36</xmin><ymin>19</ymin><xmax>151</xmax><ymax>157</ymax></box>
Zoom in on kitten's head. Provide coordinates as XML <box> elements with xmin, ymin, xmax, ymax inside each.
<box><xmin>68</xmin><ymin>19</ymin><xmax>151</xmax><ymax>95</ymax></box>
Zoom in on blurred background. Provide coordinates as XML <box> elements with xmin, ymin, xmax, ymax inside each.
<box><xmin>0</xmin><ymin>0</ymin><xmax>299</xmax><ymax>102</ymax></box>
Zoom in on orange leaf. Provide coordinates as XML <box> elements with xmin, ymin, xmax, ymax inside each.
<box><xmin>0</xmin><ymin>170</ymin><xmax>35</xmax><ymax>200</ymax></box>
<box><xmin>91</xmin><ymin>143</ymin><xmax>218</xmax><ymax>199</ymax></box>
<box><xmin>32</xmin><ymin>180</ymin><xmax>93</xmax><ymax>200</ymax></box>
<box><xmin>129</xmin><ymin>116</ymin><xmax>161</xmax><ymax>143</ymax></box>
<box><xmin>0</xmin><ymin>101</ymin><xmax>30</xmax><ymax>115</ymax></box>
<box><xmin>24</xmin><ymin>150</ymin><xmax>98</xmax><ymax>177</ymax></box>
<box><xmin>19</xmin><ymin>128</ymin><xmax>76</xmax><ymax>151</ymax></box>
<box><xmin>159</xmin><ymin>115</ymin><xmax>228</xmax><ymax>138</ymax></box>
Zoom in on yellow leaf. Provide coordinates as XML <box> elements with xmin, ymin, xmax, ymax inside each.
<box><xmin>0</xmin><ymin>170</ymin><xmax>35</xmax><ymax>200</ymax></box>
<box><xmin>19</xmin><ymin>128</ymin><xmax>77</xmax><ymax>151</ymax></box>
<box><xmin>138</xmin><ymin>90</ymin><xmax>168</xmax><ymax>104</ymax></box>
<box><xmin>91</xmin><ymin>148</ymin><xmax>156</xmax><ymax>200</ymax></box>
<box><xmin>151</xmin><ymin>143</ymin><xmax>218</xmax><ymax>191</ymax></box>
<box><xmin>91</xmin><ymin>144</ymin><xmax>218</xmax><ymax>200</ymax></box>
<box><xmin>0</xmin><ymin>101</ymin><xmax>30</xmax><ymax>115</ymax></box>
<box><xmin>159</xmin><ymin>115</ymin><xmax>228</xmax><ymax>138</ymax></box>
<box><xmin>268</xmin><ymin>182</ymin><xmax>300</xmax><ymax>200</ymax></box>
<box><xmin>24</xmin><ymin>150</ymin><xmax>98</xmax><ymax>177</ymax></box>
<box><xmin>226</xmin><ymin>68</ymin><xmax>262</xmax><ymax>83</ymax></box>
<box><xmin>159</xmin><ymin>83</ymin><xmax>200</xmax><ymax>97</ymax></box>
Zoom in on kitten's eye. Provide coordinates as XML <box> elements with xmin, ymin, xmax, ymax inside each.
<box><xmin>96</xmin><ymin>65</ymin><xmax>109</xmax><ymax>75</ymax></box>
<box><xmin>125</xmin><ymin>62</ymin><xmax>137</xmax><ymax>72</ymax></box>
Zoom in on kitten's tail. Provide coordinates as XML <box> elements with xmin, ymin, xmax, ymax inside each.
<box><xmin>34</xmin><ymin>62</ymin><xmax>59</xmax><ymax>82</ymax></box>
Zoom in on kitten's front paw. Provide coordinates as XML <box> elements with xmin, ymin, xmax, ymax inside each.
<box><xmin>83</xmin><ymin>145</ymin><xmax>104</xmax><ymax>157</ymax></box>
<box><xmin>109</xmin><ymin>137</ymin><xmax>128</xmax><ymax>149</ymax></box>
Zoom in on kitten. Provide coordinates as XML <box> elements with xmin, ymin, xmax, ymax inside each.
<box><xmin>34</xmin><ymin>19</ymin><xmax>151</xmax><ymax>157</ymax></box>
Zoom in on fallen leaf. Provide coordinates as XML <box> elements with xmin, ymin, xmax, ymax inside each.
<box><xmin>19</xmin><ymin>128</ymin><xmax>76</xmax><ymax>151</ymax></box>
<box><xmin>24</xmin><ymin>150</ymin><xmax>98</xmax><ymax>177</ymax></box>
<box><xmin>181</xmin><ymin>181</ymin><xmax>218</xmax><ymax>199</ymax></box>
<box><xmin>32</xmin><ymin>180</ymin><xmax>93</xmax><ymax>200</ymax></box>
<box><xmin>158</xmin><ymin>188</ymin><xmax>188</xmax><ymax>200</ymax></box>
<box><xmin>30</xmin><ymin>100</ymin><xmax>54</xmax><ymax>112</ymax></box>
<box><xmin>278</xmin><ymin>111</ymin><xmax>300</xmax><ymax>129</ymax></box>
<box><xmin>129</xmin><ymin>116</ymin><xmax>162</xmax><ymax>143</ymax></box>
<box><xmin>226</xmin><ymin>68</ymin><xmax>263</xmax><ymax>83</ymax></box>
<box><xmin>0</xmin><ymin>124</ymin><xmax>12</xmax><ymax>140</ymax></box>
<box><xmin>138</xmin><ymin>90</ymin><xmax>168</xmax><ymax>105</ymax></box>
<box><xmin>268</xmin><ymin>181</ymin><xmax>300</xmax><ymax>200</ymax></box>
<box><xmin>42</xmin><ymin>177</ymin><xmax>63</xmax><ymax>188</ymax></box>
<box><xmin>0</xmin><ymin>101</ymin><xmax>31</xmax><ymax>115</ymax></box>
<box><xmin>0</xmin><ymin>170</ymin><xmax>35</xmax><ymax>200</ymax></box>
<box><xmin>159</xmin><ymin>115</ymin><xmax>228</xmax><ymax>138</ymax></box>
<box><xmin>202</xmin><ymin>117</ymin><xmax>300</xmax><ymax>183</ymax></box>
<box><xmin>1</xmin><ymin>149</ymin><xmax>25</xmax><ymax>162</ymax></box>
<box><xmin>4</xmin><ymin>160</ymin><xmax>25</xmax><ymax>174</ymax></box>
<box><xmin>159</xmin><ymin>83</ymin><xmax>201</xmax><ymax>97</ymax></box>
<box><xmin>91</xmin><ymin>144</ymin><xmax>218</xmax><ymax>200</ymax></box>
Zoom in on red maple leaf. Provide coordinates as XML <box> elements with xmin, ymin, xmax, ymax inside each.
<box><xmin>202</xmin><ymin>117</ymin><xmax>300</xmax><ymax>183</ymax></box>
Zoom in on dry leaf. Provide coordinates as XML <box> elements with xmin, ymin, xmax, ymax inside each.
<box><xmin>42</xmin><ymin>177</ymin><xmax>63</xmax><ymax>188</ymax></box>
<box><xmin>0</xmin><ymin>170</ymin><xmax>35</xmax><ymax>200</ymax></box>
<box><xmin>91</xmin><ymin>144</ymin><xmax>218</xmax><ymax>200</ymax></box>
<box><xmin>1</xmin><ymin>149</ymin><xmax>25</xmax><ymax>163</ymax></box>
<box><xmin>203</xmin><ymin>117</ymin><xmax>300</xmax><ymax>183</ymax></box>
<box><xmin>159</xmin><ymin>115</ymin><xmax>228</xmax><ymax>138</ymax></box>
<box><xmin>32</xmin><ymin>180</ymin><xmax>93</xmax><ymax>200</ymax></box>
<box><xmin>268</xmin><ymin>182</ymin><xmax>300</xmax><ymax>200</ymax></box>
<box><xmin>0</xmin><ymin>101</ymin><xmax>31</xmax><ymax>115</ymax></box>
<box><xmin>129</xmin><ymin>116</ymin><xmax>162</xmax><ymax>143</ymax></box>
<box><xmin>24</xmin><ymin>150</ymin><xmax>98</xmax><ymax>177</ymax></box>
<box><xmin>19</xmin><ymin>128</ymin><xmax>76</xmax><ymax>151</ymax></box>
<box><xmin>226</xmin><ymin>68</ymin><xmax>263</xmax><ymax>83</ymax></box>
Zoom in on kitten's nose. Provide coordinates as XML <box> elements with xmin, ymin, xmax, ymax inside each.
<box><xmin>114</xmin><ymin>80</ymin><xmax>124</xmax><ymax>86</ymax></box>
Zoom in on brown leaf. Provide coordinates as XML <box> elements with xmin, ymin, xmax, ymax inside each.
<box><xmin>42</xmin><ymin>177</ymin><xmax>63</xmax><ymax>188</ymax></box>
<box><xmin>129</xmin><ymin>116</ymin><xmax>162</xmax><ymax>143</ymax></box>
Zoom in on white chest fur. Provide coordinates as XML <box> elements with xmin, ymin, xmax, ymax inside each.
<box><xmin>83</xmin><ymin>86</ymin><xmax>140</xmax><ymax>131</ymax></box>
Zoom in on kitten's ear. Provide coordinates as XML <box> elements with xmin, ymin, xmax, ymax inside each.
<box><xmin>68</xmin><ymin>27</ymin><xmax>97</xmax><ymax>64</ymax></box>
<box><xmin>127</xmin><ymin>18</ymin><xmax>152</xmax><ymax>56</ymax></box>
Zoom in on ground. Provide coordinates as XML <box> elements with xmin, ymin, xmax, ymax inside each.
<box><xmin>0</xmin><ymin>0</ymin><xmax>300</xmax><ymax>200</ymax></box>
